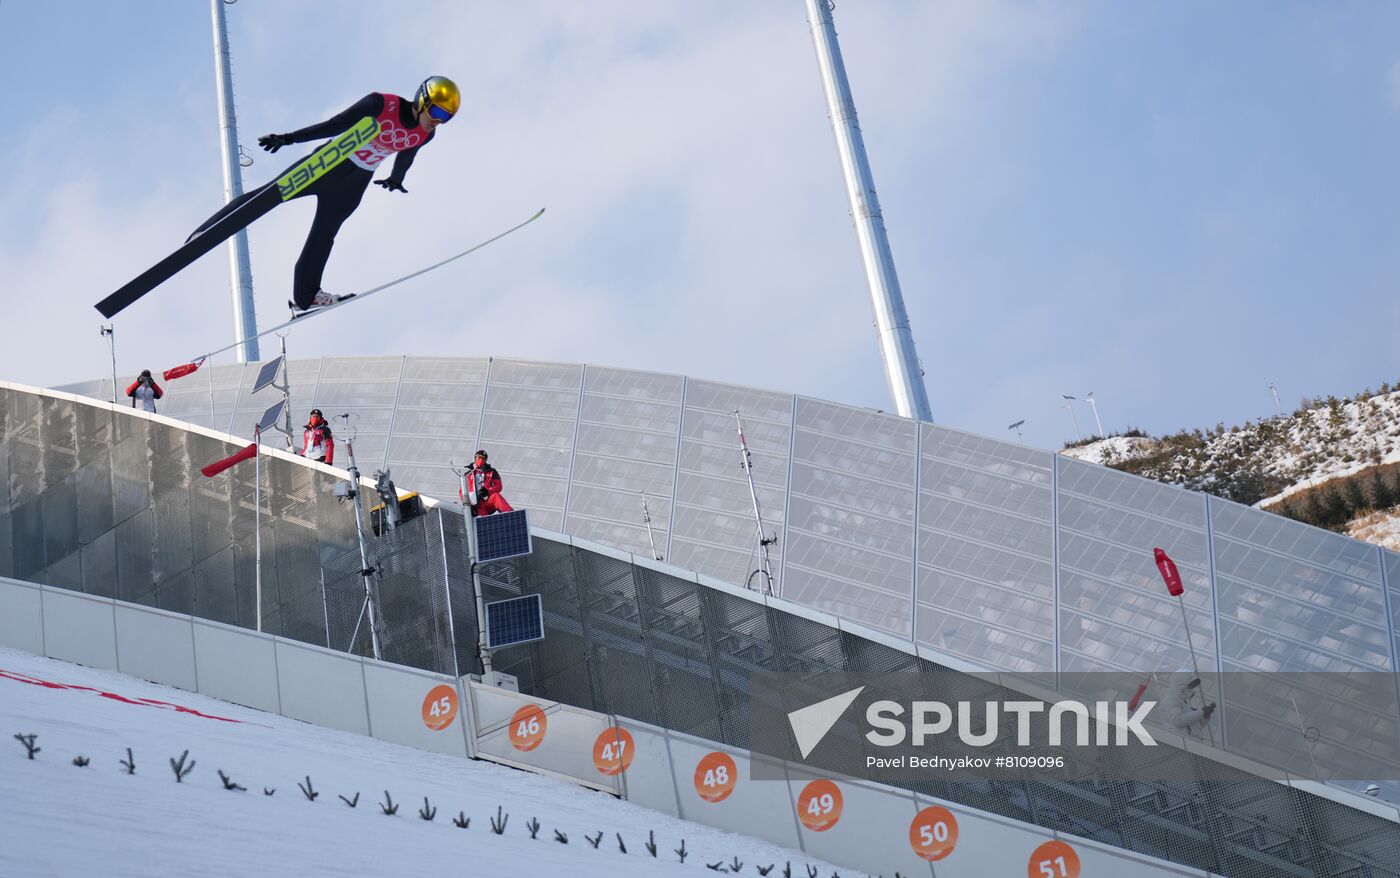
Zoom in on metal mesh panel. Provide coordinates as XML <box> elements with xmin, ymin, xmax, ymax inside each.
<box><xmin>8</xmin><ymin>386</ymin><xmax>1400</xmax><ymax>878</ymax></box>
<box><xmin>369</xmin><ymin>512</ymin><xmax>456</xmax><ymax>675</ymax></box>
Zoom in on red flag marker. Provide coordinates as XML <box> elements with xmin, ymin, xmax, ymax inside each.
<box><xmin>1154</xmin><ymin>547</ymin><xmax>1184</xmax><ymax>596</ymax></box>
<box><xmin>163</xmin><ymin>357</ymin><xmax>206</xmax><ymax>382</ymax></box>
<box><xmin>1128</xmin><ymin>680</ymin><xmax>1150</xmax><ymax>711</ymax></box>
<box><xmin>200</xmin><ymin>442</ymin><xmax>256</xmax><ymax>477</ymax></box>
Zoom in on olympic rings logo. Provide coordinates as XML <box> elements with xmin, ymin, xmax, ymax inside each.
<box><xmin>377</xmin><ymin>121</ymin><xmax>421</xmax><ymax>152</ymax></box>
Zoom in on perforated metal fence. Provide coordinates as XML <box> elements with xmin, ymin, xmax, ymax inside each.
<box><xmin>5</xmin><ymin>384</ymin><xmax>1400</xmax><ymax>877</ymax></box>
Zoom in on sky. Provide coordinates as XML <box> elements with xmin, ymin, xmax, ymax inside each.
<box><xmin>1</xmin><ymin>1</ymin><xmax>1397</xmax><ymax>451</ymax></box>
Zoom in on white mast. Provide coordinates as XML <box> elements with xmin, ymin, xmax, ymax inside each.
<box><xmin>210</xmin><ymin>0</ymin><xmax>259</xmax><ymax>362</ymax></box>
<box><xmin>804</xmin><ymin>0</ymin><xmax>932</xmax><ymax>421</ymax></box>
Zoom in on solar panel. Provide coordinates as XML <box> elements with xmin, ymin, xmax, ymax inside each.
<box><xmin>255</xmin><ymin>400</ymin><xmax>286</xmax><ymax>435</ymax></box>
<box><xmin>474</xmin><ymin>509</ymin><xmax>532</xmax><ymax>562</ymax></box>
<box><xmin>485</xmin><ymin>594</ymin><xmax>544</xmax><ymax>649</ymax></box>
<box><xmin>252</xmin><ymin>356</ymin><xmax>284</xmax><ymax>393</ymax></box>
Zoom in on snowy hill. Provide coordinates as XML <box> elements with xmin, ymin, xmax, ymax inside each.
<box><xmin>1060</xmin><ymin>385</ymin><xmax>1400</xmax><ymax>548</ymax></box>
<box><xmin>0</xmin><ymin>647</ymin><xmax>841</xmax><ymax>878</ymax></box>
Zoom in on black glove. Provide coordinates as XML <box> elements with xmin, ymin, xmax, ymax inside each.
<box><xmin>374</xmin><ymin>178</ymin><xmax>408</xmax><ymax>194</ymax></box>
<box><xmin>476</xmin><ymin>489</ymin><xmax>489</xmax><ymax>502</ymax></box>
<box><xmin>258</xmin><ymin>133</ymin><xmax>293</xmax><ymax>153</ymax></box>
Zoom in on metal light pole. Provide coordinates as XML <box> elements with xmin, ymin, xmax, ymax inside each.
<box><xmin>1269</xmin><ymin>382</ymin><xmax>1283</xmax><ymax>417</ymax></box>
<box><xmin>210</xmin><ymin>0</ymin><xmax>259</xmax><ymax>362</ymax></box>
<box><xmin>1060</xmin><ymin>394</ymin><xmax>1082</xmax><ymax>441</ymax></box>
<box><xmin>1008</xmin><ymin>419</ymin><xmax>1025</xmax><ymax>443</ymax></box>
<box><xmin>457</xmin><ymin>466</ymin><xmax>492</xmax><ymax>679</ymax></box>
<box><xmin>641</xmin><ymin>493</ymin><xmax>662</xmax><ymax>561</ymax></box>
<box><xmin>1085</xmin><ymin>392</ymin><xmax>1104</xmax><ymax>438</ymax></box>
<box><xmin>338</xmin><ymin>420</ymin><xmax>381</xmax><ymax>661</ymax></box>
<box><xmin>253</xmin><ymin>425</ymin><xmax>263</xmax><ymax>633</ymax></box>
<box><xmin>804</xmin><ymin>0</ymin><xmax>932</xmax><ymax>422</ymax></box>
<box><xmin>735</xmin><ymin>411</ymin><xmax>777</xmax><ymax>596</ymax></box>
<box><xmin>99</xmin><ymin>325</ymin><xmax>117</xmax><ymax>404</ymax></box>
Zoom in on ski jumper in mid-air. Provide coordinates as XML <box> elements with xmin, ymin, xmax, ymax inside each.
<box><xmin>190</xmin><ymin>76</ymin><xmax>461</xmax><ymax>312</ymax></box>
<box><xmin>94</xmin><ymin>75</ymin><xmax>461</xmax><ymax>319</ymax></box>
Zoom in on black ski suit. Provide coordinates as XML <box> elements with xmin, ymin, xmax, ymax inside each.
<box><xmin>190</xmin><ymin>93</ymin><xmax>434</xmax><ymax>309</ymax></box>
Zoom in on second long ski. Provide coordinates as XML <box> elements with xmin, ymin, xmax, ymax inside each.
<box><xmin>182</xmin><ymin>207</ymin><xmax>544</xmax><ymax>365</ymax></box>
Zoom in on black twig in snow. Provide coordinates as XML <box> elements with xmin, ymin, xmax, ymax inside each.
<box><xmin>263</xmin><ymin>788</ymin><xmax>276</xmax><ymax>796</ymax></box>
<box><xmin>586</xmin><ymin>831</ymin><xmax>603</xmax><ymax>848</ymax></box>
<box><xmin>674</xmin><ymin>840</ymin><xmax>688</xmax><ymax>863</ymax></box>
<box><xmin>806</xmin><ymin>867</ymin><xmax>819</xmax><ymax>878</ymax></box>
<box><xmin>217</xmin><ymin>770</ymin><xmax>245</xmax><ymax>791</ymax></box>
<box><xmin>419</xmin><ymin>797</ymin><xmax>436</xmax><ymax>821</ymax></box>
<box><xmin>758</xmin><ymin>866</ymin><xmax>775</xmax><ymax>876</ymax></box>
<box><xmin>380</xmin><ymin>790</ymin><xmax>399</xmax><ymax>815</ymax></box>
<box><xmin>782</xmin><ymin>864</ymin><xmax>792</xmax><ymax>878</ymax></box>
<box><xmin>616</xmin><ymin>832</ymin><xmax>628</xmax><ymax>854</ymax></box>
<box><xmin>553</xmin><ymin>829</ymin><xmax>568</xmax><ymax>844</ymax></box>
<box><xmin>72</xmin><ymin>755</ymin><xmax>90</xmax><ymax>768</ymax></box>
<box><xmin>453</xmin><ymin>811</ymin><xmax>470</xmax><ymax>829</ymax></box>
<box><xmin>169</xmin><ymin>750</ymin><xmax>195</xmax><ymax>782</ymax></box>
<box><xmin>298</xmin><ymin>776</ymin><xmax>318</xmax><ymax>801</ymax></box>
<box><xmin>729</xmin><ymin>855</ymin><xmax>742</xmax><ymax>872</ymax></box>
<box><xmin>526</xmin><ymin>817</ymin><xmax>541</xmax><ymax>839</ymax></box>
<box><xmin>339</xmin><ymin>792</ymin><xmax>360</xmax><ymax>808</ymax></box>
<box><xmin>14</xmin><ymin>733</ymin><xmax>39</xmax><ymax>759</ymax></box>
<box><xmin>706</xmin><ymin>863</ymin><xmax>726</xmax><ymax>872</ymax></box>
<box><xmin>490</xmin><ymin>805</ymin><xmax>508</xmax><ymax>834</ymax></box>
<box><xmin>645</xmin><ymin>830</ymin><xmax>658</xmax><ymax>857</ymax></box>
<box><xmin>120</xmin><ymin>748</ymin><xmax>135</xmax><ymax>775</ymax></box>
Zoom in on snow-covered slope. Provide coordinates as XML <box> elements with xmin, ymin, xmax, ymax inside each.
<box><xmin>0</xmin><ymin>647</ymin><xmax>841</xmax><ymax>878</ymax></box>
<box><xmin>1059</xmin><ymin>387</ymin><xmax>1400</xmax><ymax>548</ymax></box>
<box><xmin>1059</xmin><ymin>435</ymin><xmax>1157</xmax><ymax>466</ymax></box>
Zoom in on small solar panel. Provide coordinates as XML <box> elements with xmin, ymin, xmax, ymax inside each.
<box><xmin>255</xmin><ymin>400</ymin><xmax>286</xmax><ymax>434</ymax></box>
<box><xmin>474</xmin><ymin>509</ymin><xmax>532</xmax><ymax>562</ymax></box>
<box><xmin>252</xmin><ymin>356</ymin><xmax>284</xmax><ymax>393</ymax></box>
<box><xmin>486</xmin><ymin>594</ymin><xmax>544</xmax><ymax>649</ymax></box>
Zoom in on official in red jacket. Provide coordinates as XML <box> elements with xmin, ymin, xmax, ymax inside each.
<box><xmin>469</xmin><ymin>450</ymin><xmax>513</xmax><ymax>517</ymax></box>
<box><xmin>125</xmin><ymin>369</ymin><xmax>163</xmax><ymax>413</ymax></box>
<box><xmin>301</xmin><ymin>409</ymin><xmax>335</xmax><ymax>465</ymax></box>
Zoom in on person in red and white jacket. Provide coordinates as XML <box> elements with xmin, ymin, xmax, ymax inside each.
<box><xmin>125</xmin><ymin>369</ymin><xmax>163</xmax><ymax>413</ymax></box>
<box><xmin>468</xmin><ymin>449</ymin><xmax>513</xmax><ymax>517</ymax></box>
<box><xmin>301</xmin><ymin>409</ymin><xmax>335</xmax><ymax>465</ymax></box>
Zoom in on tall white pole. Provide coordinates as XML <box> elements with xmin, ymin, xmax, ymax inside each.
<box><xmin>253</xmin><ymin>425</ymin><xmax>262</xmax><ymax>633</ymax></box>
<box><xmin>1086</xmin><ymin>392</ymin><xmax>1104</xmax><ymax>438</ymax></box>
<box><xmin>343</xmin><ymin>431</ymin><xmax>381</xmax><ymax>660</ymax></box>
<box><xmin>210</xmin><ymin>0</ymin><xmax>259</xmax><ymax>363</ymax></box>
<box><xmin>100</xmin><ymin>326</ymin><xmax>117</xmax><ymax>404</ymax></box>
<box><xmin>1176</xmin><ymin>595</ymin><xmax>1216</xmax><ymax>747</ymax></box>
<box><xmin>735</xmin><ymin>411</ymin><xmax>776</xmax><ymax>596</ymax></box>
<box><xmin>641</xmin><ymin>493</ymin><xmax>662</xmax><ymax>561</ymax></box>
<box><xmin>804</xmin><ymin>0</ymin><xmax>932</xmax><ymax>422</ymax></box>
<box><xmin>459</xmin><ymin>468</ymin><xmax>493</xmax><ymax>678</ymax></box>
<box><xmin>1061</xmin><ymin>395</ymin><xmax>1082</xmax><ymax>441</ymax></box>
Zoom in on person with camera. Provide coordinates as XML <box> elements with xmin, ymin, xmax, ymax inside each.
<box><xmin>124</xmin><ymin>369</ymin><xmax>164</xmax><ymax>413</ymax></box>
<box><xmin>468</xmin><ymin>449</ymin><xmax>513</xmax><ymax>517</ymax></box>
<box><xmin>301</xmin><ymin>408</ymin><xmax>335</xmax><ymax>465</ymax></box>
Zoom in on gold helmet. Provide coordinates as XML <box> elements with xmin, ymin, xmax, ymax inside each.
<box><xmin>414</xmin><ymin>75</ymin><xmax>460</xmax><ymax>123</ymax></box>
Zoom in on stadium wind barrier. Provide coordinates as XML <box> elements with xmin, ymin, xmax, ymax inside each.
<box><xmin>1</xmin><ymin>574</ymin><xmax>1210</xmax><ymax>876</ymax></box>
<box><xmin>4</xmin><ymin>382</ymin><xmax>1400</xmax><ymax>876</ymax></box>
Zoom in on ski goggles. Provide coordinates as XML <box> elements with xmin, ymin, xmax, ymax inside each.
<box><xmin>426</xmin><ymin>103</ymin><xmax>454</xmax><ymax>123</ymax></box>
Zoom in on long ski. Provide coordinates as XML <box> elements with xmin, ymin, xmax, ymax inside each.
<box><xmin>185</xmin><ymin>207</ymin><xmax>545</xmax><ymax>363</ymax></box>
